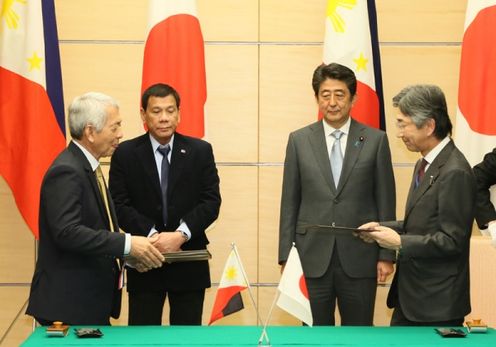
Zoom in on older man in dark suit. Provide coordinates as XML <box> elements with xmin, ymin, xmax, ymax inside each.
<box><xmin>109</xmin><ymin>83</ymin><xmax>221</xmax><ymax>326</ymax></box>
<box><xmin>360</xmin><ymin>84</ymin><xmax>476</xmax><ymax>326</ymax></box>
<box><xmin>26</xmin><ymin>92</ymin><xmax>164</xmax><ymax>326</ymax></box>
<box><xmin>279</xmin><ymin>63</ymin><xmax>396</xmax><ymax>326</ymax></box>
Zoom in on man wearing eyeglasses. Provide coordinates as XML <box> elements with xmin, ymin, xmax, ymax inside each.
<box><xmin>359</xmin><ymin>84</ymin><xmax>476</xmax><ymax>326</ymax></box>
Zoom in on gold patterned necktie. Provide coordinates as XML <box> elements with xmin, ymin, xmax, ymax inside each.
<box><xmin>95</xmin><ymin>166</ymin><xmax>124</xmax><ymax>282</ymax></box>
<box><xmin>95</xmin><ymin>166</ymin><xmax>115</xmax><ymax>233</ymax></box>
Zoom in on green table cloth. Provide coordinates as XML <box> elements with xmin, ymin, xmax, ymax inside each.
<box><xmin>21</xmin><ymin>325</ymin><xmax>496</xmax><ymax>346</ymax></box>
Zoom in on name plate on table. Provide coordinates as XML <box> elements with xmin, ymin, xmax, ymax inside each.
<box><xmin>163</xmin><ymin>249</ymin><xmax>212</xmax><ymax>263</ymax></box>
<box><xmin>46</xmin><ymin>322</ymin><xmax>69</xmax><ymax>337</ymax></box>
<box><xmin>466</xmin><ymin>319</ymin><xmax>488</xmax><ymax>333</ymax></box>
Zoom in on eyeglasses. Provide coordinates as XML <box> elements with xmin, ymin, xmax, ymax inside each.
<box><xmin>395</xmin><ymin>120</ymin><xmax>415</xmax><ymax>130</ymax></box>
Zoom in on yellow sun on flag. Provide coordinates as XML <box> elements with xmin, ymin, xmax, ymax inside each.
<box><xmin>1</xmin><ymin>0</ymin><xmax>26</xmax><ymax>30</ymax></box>
<box><xmin>27</xmin><ymin>52</ymin><xmax>43</xmax><ymax>71</ymax></box>
<box><xmin>353</xmin><ymin>52</ymin><xmax>368</xmax><ymax>72</ymax></box>
<box><xmin>326</xmin><ymin>0</ymin><xmax>357</xmax><ymax>33</ymax></box>
<box><xmin>225</xmin><ymin>266</ymin><xmax>238</xmax><ymax>280</ymax></box>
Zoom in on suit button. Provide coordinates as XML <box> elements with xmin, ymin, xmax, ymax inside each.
<box><xmin>333</xmin><ymin>198</ymin><xmax>339</xmax><ymax>203</ymax></box>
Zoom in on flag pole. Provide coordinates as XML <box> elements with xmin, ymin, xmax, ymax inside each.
<box><xmin>258</xmin><ymin>288</ymin><xmax>279</xmax><ymax>347</ymax></box>
<box><xmin>32</xmin><ymin>238</ymin><xmax>38</xmax><ymax>331</ymax></box>
<box><xmin>231</xmin><ymin>243</ymin><xmax>263</xmax><ymax>326</ymax></box>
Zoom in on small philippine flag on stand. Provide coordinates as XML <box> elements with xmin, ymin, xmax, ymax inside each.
<box><xmin>276</xmin><ymin>245</ymin><xmax>313</xmax><ymax>326</ymax></box>
<box><xmin>209</xmin><ymin>248</ymin><xmax>248</xmax><ymax>325</ymax></box>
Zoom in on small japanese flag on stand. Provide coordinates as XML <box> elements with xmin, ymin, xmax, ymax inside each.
<box><xmin>276</xmin><ymin>245</ymin><xmax>313</xmax><ymax>326</ymax></box>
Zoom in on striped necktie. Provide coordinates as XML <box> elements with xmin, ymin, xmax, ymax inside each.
<box><xmin>157</xmin><ymin>144</ymin><xmax>171</xmax><ymax>225</ymax></box>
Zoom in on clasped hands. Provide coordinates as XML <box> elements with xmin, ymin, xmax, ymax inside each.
<box><xmin>126</xmin><ymin>231</ymin><xmax>186</xmax><ymax>273</ymax></box>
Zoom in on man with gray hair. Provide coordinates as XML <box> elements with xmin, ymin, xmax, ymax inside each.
<box><xmin>26</xmin><ymin>92</ymin><xmax>164</xmax><ymax>326</ymax></box>
<box><xmin>359</xmin><ymin>84</ymin><xmax>476</xmax><ymax>326</ymax></box>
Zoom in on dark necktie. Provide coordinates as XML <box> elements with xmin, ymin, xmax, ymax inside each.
<box><xmin>415</xmin><ymin>158</ymin><xmax>428</xmax><ymax>188</ymax></box>
<box><xmin>157</xmin><ymin>145</ymin><xmax>171</xmax><ymax>225</ymax></box>
<box><xmin>330</xmin><ymin>130</ymin><xmax>344</xmax><ymax>188</ymax></box>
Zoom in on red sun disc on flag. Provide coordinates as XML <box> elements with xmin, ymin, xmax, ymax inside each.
<box><xmin>458</xmin><ymin>6</ymin><xmax>496</xmax><ymax>135</ymax></box>
<box><xmin>299</xmin><ymin>275</ymin><xmax>309</xmax><ymax>299</ymax></box>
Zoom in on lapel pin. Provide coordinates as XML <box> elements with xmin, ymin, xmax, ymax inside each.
<box><xmin>354</xmin><ymin>137</ymin><xmax>365</xmax><ymax>147</ymax></box>
<box><xmin>181</xmin><ymin>149</ymin><xmax>186</xmax><ymax>154</ymax></box>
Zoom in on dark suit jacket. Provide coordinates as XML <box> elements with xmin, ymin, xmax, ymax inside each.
<box><xmin>385</xmin><ymin>141</ymin><xmax>476</xmax><ymax>322</ymax></box>
<box><xmin>26</xmin><ymin>142</ymin><xmax>125</xmax><ymax>325</ymax></box>
<box><xmin>109</xmin><ymin>132</ymin><xmax>221</xmax><ymax>292</ymax></box>
<box><xmin>473</xmin><ymin>148</ymin><xmax>496</xmax><ymax>228</ymax></box>
<box><xmin>279</xmin><ymin>119</ymin><xmax>396</xmax><ymax>279</ymax></box>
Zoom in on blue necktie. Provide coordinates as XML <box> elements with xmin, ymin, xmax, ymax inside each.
<box><xmin>157</xmin><ymin>145</ymin><xmax>171</xmax><ymax>225</ymax></box>
<box><xmin>330</xmin><ymin>130</ymin><xmax>344</xmax><ymax>188</ymax></box>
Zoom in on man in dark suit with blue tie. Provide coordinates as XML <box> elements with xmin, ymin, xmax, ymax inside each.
<box><xmin>360</xmin><ymin>84</ymin><xmax>476</xmax><ymax>326</ymax></box>
<box><xmin>279</xmin><ymin>63</ymin><xmax>396</xmax><ymax>326</ymax></box>
<box><xmin>109</xmin><ymin>83</ymin><xmax>221</xmax><ymax>325</ymax></box>
<box><xmin>26</xmin><ymin>92</ymin><xmax>164</xmax><ymax>326</ymax></box>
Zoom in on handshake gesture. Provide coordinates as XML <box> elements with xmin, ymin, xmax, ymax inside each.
<box><xmin>126</xmin><ymin>231</ymin><xmax>188</xmax><ymax>272</ymax></box>
<box><xmin>126</xmin><ymin>235</ymin><xmax>164</xmax><ymax>273</ymax></box>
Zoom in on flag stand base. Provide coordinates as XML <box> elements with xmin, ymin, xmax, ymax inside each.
<box><xmin>257</xmin><ymin>327</ymin><xmax>271</xmax><ymax>347</ymax></box>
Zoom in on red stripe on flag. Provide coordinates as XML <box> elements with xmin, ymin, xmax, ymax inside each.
<box><xmin>351</xmin><ymin>81</ymin><xmax>380</xmax><ymax>129</ymax></box>
<box><xmin>142</xmin><ymin>14</ymin><xmax>206</xmax><ymax>138</ymax></box>
<box><xmin>209</xmin><ymin>285</ymin><xmax>246</xmax><ymax>325</ymax></box>
<box><xmin>458</xmin><ymin>5</ymin><xmax>496</xmax><ymax>135</ymax></box>
<box><xmin>0</xmin><ymin>68</ymin><xmax>65</xmax><ymax>238</ymax></box>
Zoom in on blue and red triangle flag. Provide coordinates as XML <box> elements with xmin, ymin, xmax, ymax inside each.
<box><xmin>0</xmin><ymin>0</ymin><xmax>66</xmax><ymax>239</ymax></box>
<box><xmin>209</xmin><ymin>248</ymin><xmax>248</xmax><ymax>325</ymax></box>
<box><xmin>322</xmin><ymin>0</ymin><xmax>385</xmax><ymax>130</ymax></box>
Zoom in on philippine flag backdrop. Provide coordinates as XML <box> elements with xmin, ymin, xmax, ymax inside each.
<box><xmin>0</xmin><ymin>0</ymin><xmax>66</xmax><ymax>239</ymax></box>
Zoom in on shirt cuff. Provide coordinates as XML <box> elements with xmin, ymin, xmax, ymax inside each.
<box><xmin>489</xmin><ymin>223</ymin><xmax>496</xmax><ymax>238</ymax></box>
<box><xmin>177</xmin><ymin>220</ymin><xmax>191</xmax><ymax>241</ymax></box>
<box><xmin>148</xmin><ymin>227</ymin><xmax>159</xmax><ymax>238</ymax></box>
<box><xmin>124</xmin><ymin>233</ymin><xmax>131</xmax><ymax>255</ymax></box>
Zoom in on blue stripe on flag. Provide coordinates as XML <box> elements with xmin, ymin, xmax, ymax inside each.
<box><xmin>42</xmin><ymin>0</ymin><xmax>65</xmax><ymax>137</ymax></box>
<box><xmin>367</xmin><ymin>0</ymin><xmax>386</xmax><ymax>131</ymax></box>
